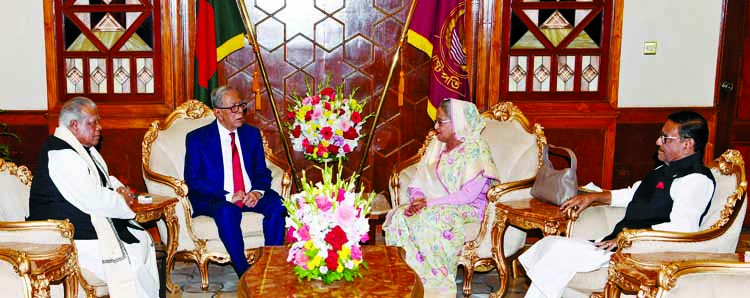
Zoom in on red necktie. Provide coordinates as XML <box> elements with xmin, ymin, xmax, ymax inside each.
<box><xmin>230</xmin><ymin>132</ymin><xmax>246</xmax><ymax>206</ymax></box>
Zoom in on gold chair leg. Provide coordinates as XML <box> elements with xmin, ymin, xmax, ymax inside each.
<box><xmin>199</xmin><ymin>259</ymin><xmax>210</xmax><ymax>291</ymax></box>
<box><xmin>491</xmin><ymin>212</ymin><xmax>510</xmax><ymax>298</ymax></box>
<box><xmin>463</xmin><ymin>264</ymin><xmax>475</xmax><ymax>297</ymax></box>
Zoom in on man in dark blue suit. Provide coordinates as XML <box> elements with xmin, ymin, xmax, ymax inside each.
<box><xmin>184</xmin><ymin>86</ymin><xmax>286</xmax><ymax>277</ymax></box>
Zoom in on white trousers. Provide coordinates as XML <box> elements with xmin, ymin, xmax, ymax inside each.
<box><xmin>519</xmin><ymin>236</ymin><xmax>612</xmax><ymax>298</ymax></box>
<box><xmin>53</xmin><ymin>227</ymin><xmax>159</xmax><ymax>298</ymax></box>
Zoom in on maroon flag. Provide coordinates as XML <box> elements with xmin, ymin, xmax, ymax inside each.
<box><xmin>407</xmin><ymin>0</ymin><xmax>468</xmax><ymax>120</ymax></box>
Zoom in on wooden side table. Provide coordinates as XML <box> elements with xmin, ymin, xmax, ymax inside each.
<box><xmin>238</xmin><ymin>246</ymin><xmax>423</xmax><ymax>297</ymax></box>
<box><xmin>0</xmin><ymin>242</ymin><xmax>79</xmax><ymax>298</ymax></box>
<box><xmin>605</xmin><ymin>251</ymin><xmax>750</xmax><ymax>298</ymax></box>
<box><xmin>129</xmin><ymin>194</ymin><xmax>179</xmax><ymax>293</ymax></box>
<box><xmin>493</xmin><ymin>197</ymin><xmax>576</xmax><ymax>297</ymax></box>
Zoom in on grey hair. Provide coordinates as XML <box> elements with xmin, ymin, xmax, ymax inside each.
<box><xmin>211</xmin><ymin>86</ymin><xmax>239</xmax><ymax>108</ymax></box>
<box><xmin>59</xmin><ymin>97</ymin><xmax>97</xmax><ymax>128</ymax></box>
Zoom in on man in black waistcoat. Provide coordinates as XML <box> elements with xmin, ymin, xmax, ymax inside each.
<box><xmin>518</xmin><ymin>111</ymin><xmax>716</xmax><ymax>298</ymax></box>
<box><xmin>27</xmin><ymin>97</ymin><xmax>159</xmax><ymax>297</ymax></box>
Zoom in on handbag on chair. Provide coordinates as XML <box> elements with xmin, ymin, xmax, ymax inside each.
<box><xmin>530</xmin><ymin>144</ymin><xmax>578</xmax><ymax>206</ymax></box>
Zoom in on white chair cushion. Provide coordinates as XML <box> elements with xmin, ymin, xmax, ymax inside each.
<box><xmin>148</xmin><ymin>116</ymin><xmax>215</xmax><ymax>181</ymax></box>
<box><xmin>700</xmin><ymin>167</ymin><xmax>738</xmax><ymax>230</ymax></box>
<box><xmin>664</xmin><ymin>272</ymin><xmax>750</xmax><ymax>298</ymax></box>
<box><xmin>482</xmin><ymin>119</ymin><xmax>539</xmax><ymax>183</ymax></box>
<box><xmin>80</xmin><ymin>267</ymin><xmax>109</xmax><ymax>297</ymax></box>
<box><xmin>0</xmin><ymin>171</ymin><xmax>30</xmax><ymax>221</ymax></box>
<box><xmin>191</xmin><ymin>212</ymin><xmax>264</xmax><ymax>241</ymax></box>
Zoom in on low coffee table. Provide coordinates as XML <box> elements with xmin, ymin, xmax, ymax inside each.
<box><xmin>238</xmin><ymin>245</ymin><xmax>423</xmax><ymax>297</ymax></box>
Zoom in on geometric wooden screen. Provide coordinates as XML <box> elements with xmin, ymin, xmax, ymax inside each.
<box><xmin>500</xmin><ymin>0</ymin><xmax>612</xmax><ymax>101</ymax></box>
<box><xmin>56</xmin><ymin>0</ymin><xmax>162</xmax><ymax>103</ymax></box>
<box><xmin>221</xmin><ymin>0</ymin><xmax>432</xmax><ymax>193</ymax></box>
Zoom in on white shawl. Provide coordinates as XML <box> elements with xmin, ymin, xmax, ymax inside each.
<box><xmin>52</xmin><ymin>126</ymin><xmax>139</xmax><ymax>297</ymax></box>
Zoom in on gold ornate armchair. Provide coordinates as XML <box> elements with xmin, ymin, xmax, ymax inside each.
<box><xmin>0</xmin><ymin>160</ymin><xmax>106</xmax><ymax>297</ymax></box>
<box><xmin>389</xmin><ymin>102</ymin><xmax>546</xmax><ymax>296</ymax></box>
<box><xmin>562</xmin><ymin>149</ymin><xmax>747</xmax><ymax>297</ymax></box>
<box><xmin>605</xmin><ymin>250</ymin><xmax>750</xmax><ymax>298</ymax></box>
<box><xmin>141</xmin><ymin>100</ymin><xmax>292</xmax><ymax>290</ymax></box>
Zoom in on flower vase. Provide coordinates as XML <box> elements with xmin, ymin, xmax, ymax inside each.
<box><xmin>283</xmin><ymin>163</ymin><xmax>374</xmax><ymax>284</ymax></box>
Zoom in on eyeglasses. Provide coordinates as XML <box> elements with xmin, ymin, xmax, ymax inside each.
<box><xmin>435</xmin><ymin>119</ymin><xmax>451</xmax><ymax>126</ymax></box>
<box><xmin>658</xmin><ymin>131</ymin><xmax>682</xmax><ymax>144</ymax></box>
<box><xmin>215</xmin><ymin>102</ymin><xmax>248</xmax><ymax>113</ymax></box>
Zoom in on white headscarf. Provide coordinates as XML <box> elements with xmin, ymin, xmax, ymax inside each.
<box><xmin>409</xmin><ymin>99</ymin><xmax>500</xmax><ymax>200</ymax></box>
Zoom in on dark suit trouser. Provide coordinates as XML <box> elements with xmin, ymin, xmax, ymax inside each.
<box><xmin>192</xmin><ymin>194</ymin><xmax>286</xmax><ymax>276</ymax></box>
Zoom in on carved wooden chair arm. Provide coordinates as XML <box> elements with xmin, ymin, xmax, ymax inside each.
<box><xmin>615</xmin><ymin>227</ymin><xmax>728</xmax><ymax>251</ymax></box>
<box><xmin>0</xmin><ymin>220</ymin><xmax>75</xmax><ymax>242</ymax></box>
<box><xmin>487</xmin><ymin>176</ymin><xmax>535</xmax><ymax>203</ymax></box>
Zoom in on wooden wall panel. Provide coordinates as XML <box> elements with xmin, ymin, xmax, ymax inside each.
<box><xmin>614</xmin><ymin>108</ymin><xmax>718</xmax><ymax>189</ymax></box>
<box><xmin>218</xmin><ymin>0</ymin><xmax>432</xmax><ymax>194</ymax></box>
<box><xmin>0</xmin><ymin>111</ymin><xmax>48</xmax><ymax>172</ymax></box>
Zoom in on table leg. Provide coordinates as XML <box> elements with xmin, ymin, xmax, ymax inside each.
<box><xmin>603</xmin><ymin>280</ymin><xmax>621</xmax><ymax>298</ymax></box>
<box><xmin>64</xmin><ymin>273</ymin><xmax>78</xmax><ymax>298</ymax></box>
<box><xmin>163</xmin><ymin>205</ymin><xmax>179</xmax><ymax>293</ymax></box>
<box><xmin>490</xmin><ymin>211</ymin><xmax>510</xmax><ymax>298</ymax></box>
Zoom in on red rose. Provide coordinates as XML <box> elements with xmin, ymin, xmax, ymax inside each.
<box><xmin>287</xmin><ymin>111</ymin><xmax>295</xmax><ymax>120</ymax></box>
<box><xmin>317</xmin><ymin>143</ymin><xmax>328</xmax><ymax>157</ymax></box>
<box><xmin>324</xmin><ymin>226</ymin><xmax>348</xmax><ymax>250</ymax></box>
<box><xmin>343</xmin><ymin>127</ymin><xmax>358</xmax><ymax>140</ymax></box>
<box><xmin>343</xmin><ymin>144</ymin><xmax>351</xmax><ymax>153</ymax></box>
<box><xmin>350</xmin><ymin>111</ymin><xmax>362</xmax><ymax>124</ymax></box>
<box><xmin>324</xmin><ymin>102</ymin><xmax>332</xmax><ymax>111</ymax></box>
<box><xmin>325</xmin><ymin>249</ymin><xmax>339</xmax><ymax>270</ymax></box>
<box><xmin>311</xmin><ymin>95</ymin><xmax>321</xmax><ymax>105</ymax></box>
<box><xmin>320</xmin><ymin>127</ymin><xmax>333</xmax><ymax>140</ymax></box>
<box><xmin>304</xmin><ymin>110</ymin><xmax>313</xmax><ymax>121</ymax></box>
<box><xmin>303</xmin><ymin>139</ymin><xmax>314</xmax><ymax>154</ymax></box>
<box><xmin>320</xmin><ymin>87</ymin><xmax>335</xmax><ymax>99</ymax></box>
<box><xmin>338</xmin><ymin>108</ymin><xmax>346</xmax><ymax>116</ymax></box>
<box><xmin>327</xmin><ymin>144</ymin><xmax>339</xmax><ymax>154</ymax></box>
<box><xmin>291</xmin><ymin>125</ymin><xmax>302</xmax><ymax>138</ymax></box>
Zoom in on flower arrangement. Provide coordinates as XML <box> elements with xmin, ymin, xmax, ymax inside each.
<box><xmin>283</xmin><ymin>162</ymin><xmax>374</xmax><ymax>284</ymax></box>
<box><xmin>286</xmin><ymin>77</ymin><xmax>372</xmax><ymax>163</ymax></box>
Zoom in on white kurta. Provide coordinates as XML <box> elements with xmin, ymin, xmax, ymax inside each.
<box><xmin>520</xmin><ymin>174</ymin><xmax>714</xmax><ymax>298</ymax></box>
<box><xmin>49</xmin><ymin>127</ymin><xmax>159</xmax><ymax>298</ymax></box>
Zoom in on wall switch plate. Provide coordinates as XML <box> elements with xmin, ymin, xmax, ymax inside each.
<box><xmin>643</xmin><ymin>41</ymin><xmax>657</xmax><ymax>55</ymax></box>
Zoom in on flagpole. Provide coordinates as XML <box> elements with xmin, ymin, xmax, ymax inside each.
<box><xmin>355</xmin><ymin>0</ymin><xmax>420</xmax><ymax>190</ymax></box>
<box><xmin>235</xmin><ymin>0</ymin><xmax>302</xmax><ymax>190</ymax></box>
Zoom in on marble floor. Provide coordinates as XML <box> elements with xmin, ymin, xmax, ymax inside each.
<box><xmin>165</xmin><ymin>230</ymin><xmax>750</xmax><ymax>298</ymax></box>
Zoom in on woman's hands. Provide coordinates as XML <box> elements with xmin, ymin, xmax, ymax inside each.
<box><xmin>404</xmin><ymin>198</ymin><xmax>427</xmax><ymax>217</ymax></box>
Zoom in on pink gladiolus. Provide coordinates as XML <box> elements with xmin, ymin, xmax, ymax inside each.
<box><xmin>316</xmin><ymin>194</ymin><xmax>332</xmax><ymax>211</ymax></box>
<box><xmin>286</xmin><ymin>226</ymin><xmax>297</xmax><ymax>243</ymax></box>
<box><xmin>302</xmin><ymin>96</ymin><xmax>312</xmax><ymax>105</ymax></box>
<box><xmin>298</xmin><ymin>225</ymin><xmax>311</xmax><ymax>241</ymax></box>
<box><xmin>351</xmin><ymin>245</ymin><xmax>363</xmax><ymax>260</ymax></box>
<box><xmin>294</xmin><ymin>251</ymin><xmax>309</xmax><ymax>266</ymax></box>
<box><xmin>337</xmin><ymin>188</ymin><xmax>346</xmax><ymax>202</ymax></box>
<box><xmin>360</xmin><ymin>233</ymin><xmax>369</xmax><ymax>243</ymax></box>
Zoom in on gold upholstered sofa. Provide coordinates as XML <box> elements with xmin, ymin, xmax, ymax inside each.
<box><xmin>563</xmin><ymin>149</ymin><xmax>747</xmax><ymax>297</ymax></box>
<box><xmin>389</xmin><ymin>102</ymin><xmax>546</xmax><ymax>296</ymax></box>
<box><xmin>141</xmin><ymin>100</ymin><xmax>292</xmax><ymax>291</ymax></box>
<box><xmin>0</xmin><ymin>160</ymin><xmax>107</xmax><ymax>297</ymax></box>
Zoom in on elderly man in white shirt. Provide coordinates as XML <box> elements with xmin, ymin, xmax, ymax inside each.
<box><xmin>520</xmin><ymin>110</ymin><xmax>716</xmax><ymax>298</ymax></box>
<box><xmin>27</xmin><ymin>97</ymin><xmax>159</xmax><ymax>298</ymax></box>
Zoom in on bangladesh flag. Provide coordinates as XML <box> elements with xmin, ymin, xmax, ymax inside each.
<box><xmin>194</xmin><ymin>0</ymin><xmax>246</xmax><ymax>107</ymax></box>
